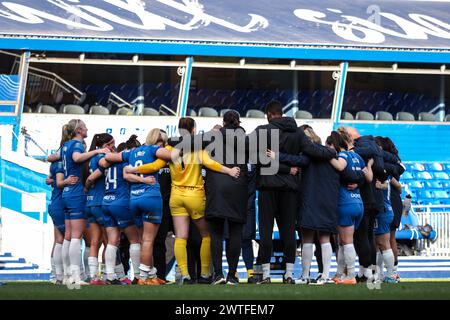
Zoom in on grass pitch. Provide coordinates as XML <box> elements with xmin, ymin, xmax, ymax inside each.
<box><xmin>1</xmin><ymin>281</ymin><xmax>450</xmax><ymax>300</ymax></box>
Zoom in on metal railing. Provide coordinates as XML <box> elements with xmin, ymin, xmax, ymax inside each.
<box><xmin>413</xmin><ymin>205</ymin><xmax>450</xmax><ymax>256</ymax></box>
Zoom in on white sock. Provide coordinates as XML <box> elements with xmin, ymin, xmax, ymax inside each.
<box><xmin>376</xmin><ymin>251</ymin><xmax>384</xmax><ymax>278</ymax></box>
<box><xmin>382</xmin><ymin>249</ymin><xmax>395</xmax><ymax>279</ymax></box>
<box><xmin>62</xmin><ymin>239</ymin><xmax>71</xmax><ymax>277</ymax></box>
<box><xmin>301</xmin><ymin>243</ymin><xmax>314</xmax><ymax>279</ymax></box>
<box><xmin>285</xmin><ymin>263</ymin><xmax>294</xmax><ymax>279</ymax></box>
<box><xmin>88</xmin><ymin>256</ymin><xmax>98</xmax><ymax>280</ymax></box>
<box><xmin>129</xmin><ymin>243</ymin><xmax>141</xmax><ymax>280</ymax></box>
<box><xmin>262</xmin><ymin>263</ymin><xmax>270</xmax><ymax>279</ymax></box>
<box><xmin>50</xmin><ymin>256</ymin><xmax>56</xmax><ymax>280</ymax></box>
<box><xmin>139</xmin><ymin>263</ymin><xmax>151</xmax><ymax>280</ymax></box>
<box><xmin>337</xmin><ymin>245</ymin><xmax>345</xmax><ymax>277</ymax></box>
<box><xmin>69</xmin><ymin>238</ymin><xmax>82</xmax><ymax>281</ymax></box>
<box><xmin>343</xmin><ymin>244</ymin><xmax>356</xmax><ymax>278</ymax></box>
<box><xmin>115</xmin><ymin>263</ymin><xmax>126</xmax><ymax>279</ymax></box>
<box><xmin>83</xmin><ymin>246</ymin><xmax>90</xmax><ymax>279</ymax></box>
<box><xmin>364</xmin><ymin>266</ymin><xmax>373</xmax><ymax>279</ymax></box>
<box><xmin>53</xmin><ymin>243</ymin><xmax>63</xmax><ymax>281</ymax></box>
<box><xmin>321</xmin><ymin>243</ymin><xmax>332</xmax><ymax>279</ymax></box>
<box><xmin>393</xmin><ymin>264</ymin><xmax>398</xmax><ymax>274</ymax></box>
<box><xmin>105</xmin><ymin>245</ymin><xmax>118</xmax><ymax>280</ymax></box>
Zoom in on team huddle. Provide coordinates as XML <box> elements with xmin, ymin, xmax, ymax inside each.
<box><xmin>46</xmin><ymin>101</ymin><xmax>405</xmax><ymax>286</ymax></box>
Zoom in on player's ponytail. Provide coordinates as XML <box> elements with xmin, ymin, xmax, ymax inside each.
<box><xmin>126</xmin><ymin>134</ymin><xmax>141</xmax><ymax>150</ymax></box>
<box><xmin>60</xmin><ymin>124</ymin><xmax>72</xmax><ymax>147</ymax></box>
<box><xmin>89</xmin><ymin>133</ymin><xmax>113</xmax><ymax>151</ymax></box>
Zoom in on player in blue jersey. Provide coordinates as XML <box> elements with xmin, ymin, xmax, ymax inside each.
<box><xmin>328</xmin><ymin>131</ymin><xmax>373</xmax><ymax>285</ymax></box>
<box><xmin>99</xmin><ymin>140</ymin><xmax>144</xmax><ymax>285</ymax></box>
<box><xmin>105</xmin><ymin>130</ymin><xmax>167</xmax><ymax>285</ymax></box>
<box><xmin>83</xmin><ymin>133</ymin><xmax>115</xmax><ymax>284</ymax></box>
<box><xmin>374</xmin><ymin>177</ymin><xmax>397</xmax><ymax>283</ymax></box>
<box><xmin>45</xmin><ymin>129</ymin><xmax>79</xmax><ymax>284</ymax></box>
<box><xmin>60</xmin><ymin>119</ymin><xmax>110</xmax><ymax>285</ymax></box>
<box><xmin>46</xmin><ymin>160</ymin><xmax>66</xmax><ymax>284</ymax></box>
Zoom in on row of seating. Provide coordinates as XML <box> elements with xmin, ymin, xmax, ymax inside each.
<box><xmin>31</xmin><ymin>104</ymin><xmax>162</xmax><ymax>116</ymax></box>
<box><xmin>401</xmin><ymin>162</ymin><xmax>450</xmax><ymax>205</ymax></box>
<box><xmin>402</xmin><ymin>171</ymin><xmax>449</xmax><ymax>181</ymax></box>
<box><xmin>342</xmin><ymin>111</ymin><xmax>450</xmax><ymax>122</ymax></box>
<box><xmin>186</xmin><ymin>107</ymin><xmax>315</xmax><ymax>119</ymax></box>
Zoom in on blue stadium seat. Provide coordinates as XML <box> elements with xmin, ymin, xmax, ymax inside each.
<box><xmin>425</xmin><ymin>181</ymin><xmax>442</xmax><ymax>189</ymax></box>
<box><xmin>407</xmin><ymin>163</ymin><xmax>425</xmax><ymax>171</ymax></box>
<box><xmin>414</xmin><ymin>171</ymin><xmax>433</xmax><ymax>180</ymax></box>
<box><xmin>433</xmin><ymin>190</ymin><xmax>449</xmax><ymax>199</ymax></box>
<box><xmin>407</xmin><ymin>181</ymin><xmax>423</xmax><ymax>189</ymax></box>
<box><xmin>417</xmin><ymin>190</ymin><xmax>434</xmax><ymax>199</ymax></box>
<box><xmin>433</xmin><ymin>172</ymin><xmax>449</xmax><ymax>180</ymax></box>
<box><xmin>426</xmin><ymin>163</ymin><xmax>444</xmax><ymax>171</ymax></box>
<box><xmin>444</xmin><ymin>163</ymin><xmax>450</xmax><ymax>172</ymax></box>
<box><xmin>402</xmin><ymin>171</ymin><xmax>414</xmax><ymax>180</ymax></box>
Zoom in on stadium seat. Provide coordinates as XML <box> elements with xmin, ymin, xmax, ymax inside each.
<box><xmin>402</xmin><ymin>171</ymin><xmax>414</xmax><ymax>180</ymax></box>
<box><xmin>355</xmin><ymin>111</ymin><xmax>374</xmax><ymax>120</ymax></box>
<box><xmin>433</xmin><ymin>172</ymin><xmax>449</xmax><ymax>180</ymax></box>
<box><xmin>36</xmin><ymin>104</ymin><xmax>57</xmax><ymax>114</ymax></box>
<box><xmin>116</xmin><ymin>108</ymin><xmax>134</xmax><ymax>115</ymax></box>
<box><xmin>418</xmin><ymin>112</ymin><xmax>436</xmax><ymax>121</ymax></box>
<box><xmin>425</xmin><ymin>181</ymin><xmax>442</xmax><ymax>189</ymax></box>
<box><xmin>89</xmin><ymin>105</ymin><xmax>110</xmax><ymax>115</ymax></box>
<box><xmin>375</xmin><ymin>111</ymin><xmax>393</xmax><ymax>121</ymax></box>
<box><xmin>295</xmin><ymin>110</ymin><xmax>313</xmax><ymax>119</ymax></box>
<box><xmin>433</xmin><ymin>190</ymin><xmax>449</xmax><ymax>199</ymax></box>
<box><xmin>219</xmin><ymin>108</ymin><xmax>232</xmax><ymax>117</ymax></box>
<box><xmin>396</xmin><ymin>112</ymin><xmax>415</xmax><ymax>121</ymax></box>
<box><xmin>246</xmin><ymin>109</ymin><xmax>265</xmax><ymax>118</ymax></box>
<box><xmin>341</xmin><ymin>111</ymin><xmax>354</xmax><ymax>120</ymax></box>
<box><xmin>414</xmin><ymin>171</ymin><xmax>433</xmax><ymax>180</ymax></box>
<box><xmin>62</xmin><ymin>104</ymin><xmax>85</xmax><ymax>114</ymax></box>
<box><xmin>186</xmin><ymin>108</ymin><xmax>197</xmax><ymax>117</ymax></box>
<box><xmin>407</xmin><ymin>163</ymin><xmax>425</xmax><ymax>171</ymax></box>
<box><xmin>407</xmin><ymin>181</ymin><xmax>423</xmax><ymax>189</ymax></box>
<box><xmin>417</xmin><ymin>190</ymin><xmax>434</xmax><ymax>199</ymax></box>
<box><xmin>198</xmin><ymin>107</ymin><xmax>219</xmax><ymax>117</ymax></box>
<box><xmin>425</xmin><ymin>163</ymin><xmax>443</xmax><ymax>172</ymax></box>
<box><xmin>142</xmin><ymin>108</ymin><xmax>159</xmax><ymax>116</ymax></box>
<box><xmin>445</xmin><ymin>114</ymin><xmax>450</xmax><ymax>122</ymax></box>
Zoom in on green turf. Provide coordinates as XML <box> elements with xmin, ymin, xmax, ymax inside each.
<box><xmin>1</xmin><ymin>282</ymin><xmax>450</xmax><ymax>300</ymax></box>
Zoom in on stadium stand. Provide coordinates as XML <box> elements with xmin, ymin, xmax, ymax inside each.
<box><xmin>401</xmin><ymin>162</ymin><xmax>450</xmax><ymax>205</ymax></box>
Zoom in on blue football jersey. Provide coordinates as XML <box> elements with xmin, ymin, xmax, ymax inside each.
<box><xmin>124</xmin><ymin>145</ymin><xmax>161</xmax><ymax>198</ymax></box>
<box><xmin>338</xmin><ymin>151</ymin><xmax>366</xmax><ymax>205</ymax></box>
<box><xmin>49</xmin><ymin>160</ymin><xmax>64</xmax><ymax>208</ymax></box>
<box><xmin>383</xmin><ymin>177</ymin><xmax>393</xmax><ymax>212</ymax></box>
<box><xmin>102</xmin><ymin>162</ymin><xmax>130</xmax><ymax>207</ymax></box>
<box><xmin>61</xmin><ymin>139</ymin><xmax>85</xmax><ymax>198</ymax></box>
<box><xmin>86</xmin><ymin>154</ymin><xmax>105</xmax><ymax>207</ymax></box>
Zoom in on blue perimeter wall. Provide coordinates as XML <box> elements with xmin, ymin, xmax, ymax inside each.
<box><xmin>337</xmin><ymin>122</ymin><xmax>450</xmax><ymax>162</ymax></box>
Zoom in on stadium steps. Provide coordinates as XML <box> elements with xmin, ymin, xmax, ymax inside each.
<box><xmin>0</xmin><ymin>252</ymin><xmax>49</xmax><ymax>281</ymax></box>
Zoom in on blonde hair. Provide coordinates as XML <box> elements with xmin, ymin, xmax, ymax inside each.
<box><xmin>304</xmin><ymin>127</ymin><xmax>322</xmax><ymax>145</ymax></box>
<box><xmin>60</xmin><ymin>119</ymin><xmax>81</xmax><ymax>146</ymax></box>
<box><xmin>146</xmin><ymin>128</ymin><xmax>167</xmax><ymax>146</ymax></box>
